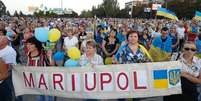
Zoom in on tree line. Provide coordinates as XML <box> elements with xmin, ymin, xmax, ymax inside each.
<box><xmin>80</xmin><ymin>0</ymin><xmax>201</xmax><ymax>19</ymax></box>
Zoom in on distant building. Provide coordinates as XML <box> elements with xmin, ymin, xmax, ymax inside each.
<box><xmin>28</xmin><ymin>6</ymin><xmax>39</xmax><ymax>13</ymax></box>
<box><xmin>125</xmin><ymin>0</ymin><xmax>149</xmax><ymax>8</ymax></box>
<box><xmin>51</xmin><ymin>8</ymin><xmax>73</xmax><ymax>15</ymax></box>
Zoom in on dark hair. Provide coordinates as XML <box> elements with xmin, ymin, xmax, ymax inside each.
<box><xmin>110</xmin><ymin>28</ymin><xmax>117</xmax><ymax>33</ymax></box>
<box><xmin>0</xmin><ymin>22</ymin><xmax>6</xmax><ymax>35</ymax></box>
<box><xmin>26</xmin><ymin>37</ymin><xmax>43</xmax><ymax>51</ymax></box>
<box><xmin>161</xmin><ymin>27</ymin><xmax>169</xmax><ymax>31</ymax></box>
<box><xmin>126</xmin><ymin>30</ymin><xmax>139</xmax><ymax>40</ymax></box>
<box><xmin>0</xmin><ymin>29</ymin><xmax>7</xmax><ymax>35</ymax></box>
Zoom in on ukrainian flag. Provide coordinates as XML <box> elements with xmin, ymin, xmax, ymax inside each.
<box><xmin>153</xmin><ymin>70</ymin><xmax>168</xmax><ymax>89</ymax></box>
<box><xmin>156</xmin><ymin>7</ymin><xmax>179</xmax><ymax>21</ymax></box>
<box><xmin>194</xmin><ymin>11</ymin><xmax>201</xmax><ymax>21</ymax></box>
<box><xmin>148</xmin><ymin>36</ymin><xmax>172</xmax><ymax>62</ymax></box>
<box><xmin>148</xmin><ymin>46</ymin><xmax>171</xmax><ymax>62</ymax></box>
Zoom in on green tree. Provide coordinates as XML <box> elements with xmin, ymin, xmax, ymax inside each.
<box><xmin>167</xmin><ymin>0</ymin><xmax>201</xmax><ymax>19</ymax></box>
<box><xmin>102</xmin><ymin>0</ymin><xmax>120</xmax><ymax>17</ymax></box>
<box><xmin>117</xmin><ymin>7</ymin><xmax>130</xmax><ymax>18</ymax></box>
<box><xmin>80</xmin><ymin>0</ymin><xmax>121</xmax><ymax>18</ymax></box>
<box><xmin>80</xmin><ymin>10</ymin><xmax>93</xmax><ymax>18</ymax></box>
<box><xmin>6</xmin><ymin>11</ymin><xmax>11</xmax><ymax>16</ymax></box>
<box><xmin>14</xmin><ymin>10</ymin><xmax>19</xmax><ymax>17</ymax></box>
<box><xmin>63</xmin><ymin>11</ymin><xmax>78</xmax><ymax>17</ymax></box>
<box><xmin>0</xmin><ymin>0</ymin><xmax>6</xmax><ymax>16</ymax></box>
<box><xmin>45</xmin><ymin>11</ymin><xmax>56</xmax><ymax>17</ymax></box>
<box><xmin>96</xmin><ymin>5</ymin><xmax>106</xmax><ymax>17</ymax></box>
<box><xmin>33</xmin><ymin>10</ymin><xmax>44</xmax><ymax>17</ymax></box>
<box><xmin>19</xmin><ymin>11</ymin><xmax>24</xmax><ymax>16</ymax></box>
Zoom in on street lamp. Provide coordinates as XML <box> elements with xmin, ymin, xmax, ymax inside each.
<box><xmin>61</xmin><ymin>0</ymin><xmax>63</xmax><ymax>10</ymax></box>
<box><xmin>130</xmin><ymin>2</ymin><xmax>136</xmax><ymax>18</ymax></box>
<box><xmin>131</xmin><ymin>3</ymin><xmax>133</xmax><ymax>18</ymax></box>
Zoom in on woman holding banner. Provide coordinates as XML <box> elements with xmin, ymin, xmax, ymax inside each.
<box><xmin>79</xmin><ymin>40</ymin><xmax>103</xmax><ymax>101</ymax></box>
<box><xmin>164</xmin><ymin>42</ymin><xmax>201</xmax><ymax>101</ymax></box>
<box><xmin>114</xmin><ymin>30</ymin><xmax>152</xmax><ymax>101</ymax></box>
<box><xmin>114</xmin><ymin>30</ymin><xmax>152</xmax><ymax>64</ymax></box>
<box><xmin>26</xmin><ymin>37</ymin><xmax>54</xmax><ymax>101</ymax></box>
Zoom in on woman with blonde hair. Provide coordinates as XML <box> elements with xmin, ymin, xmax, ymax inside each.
<box><xmin>63</xmin><ymin>27</ymin><xmax>79</xmax><ymax>51</ymax></box>
<box><xmin>79</xmin><ymin>40</ymin><xmax>103</xmax><ymax>67</ymax></box>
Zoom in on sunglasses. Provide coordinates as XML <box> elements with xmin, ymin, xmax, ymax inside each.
<box><xmin>184</xmin><ymin>47</ymin><xmax>196</xmax><ymax>52</ymax></box>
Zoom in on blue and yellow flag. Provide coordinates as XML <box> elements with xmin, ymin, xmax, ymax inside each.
<box><xmin>148</xmin><ymin>36</ymin><xmax>172</xmax><ymax>62</ymax></box>
<box><xmin>156</xmin><ymin>7</ymin><xmax>178</xmax><ymax>21</ymax></box>
<box><xmin>194</xmin><ymin>11</ymin><xmax>201</xmax><ymax>21</ymax></box>
<box><xmin>148</xmin><ymin>46</ymin><xmax>171</xmax><ymax>62</ymax></box>
<box><xmin>153</xmin><ymin>70</ymin><xmax>168</xmax><ymax>89</ymax></box>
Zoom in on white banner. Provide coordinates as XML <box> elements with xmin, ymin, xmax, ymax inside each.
<box><xmin>12</xmin><ymin>61</ymin><xmax>182</xmax><ymax>99</ymax></box>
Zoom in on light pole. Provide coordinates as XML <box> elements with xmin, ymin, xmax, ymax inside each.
<box><xmin>131</xmin><ymin>3</ymin><xmax>133</xmax><ymax>18</ymax></box>
<box><xmin>130</xmin><ymin>1</ymin><xmax>135</xmax><ymax>18</ymax></box>
<box><xmin>61</xmin><ymin>0</ymin><xmax>63</xmax><ymax>10</ymax></box>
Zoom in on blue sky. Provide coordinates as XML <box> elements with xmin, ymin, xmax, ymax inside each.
<box><xmin>1</xmin><ymin>0</ymin><xmax>131</xmax><ymax>14</ymax></box>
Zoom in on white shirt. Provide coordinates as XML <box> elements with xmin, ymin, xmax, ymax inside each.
<box><xmin>180</xmin><ymin>54</ymin><xmax>201</xmax><ymax>77</ymax></box>
<box><xmin>151</xmin><ymin>31</ymin><xmax>161</xmax><ymax>38</ymax></box>
<box><xmin>64</xmin><ymin>36</ymin><xmax>78</xmax><ymax>50</ymax></box>
<box><xmin>79</xmin><ymin>53</ymin><xmax>103</xmax><ymax>67</ymax></box>
<box><xmin>0</xmin><ymin>45</ymin><xmax>16</xmax><ymax>84</ymax></box>
<box><xmin>176</xmin><ymin>27</ymin><xmax>185</xmax><ymax>39</ymax></box>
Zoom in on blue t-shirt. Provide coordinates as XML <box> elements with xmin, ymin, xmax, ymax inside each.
<box><xmin>116</xmin><ymin>32</ymin><xmax>126</xmax><ymax>43</ymax></box>
<box><xmin>94</xmin><ymin>32</ymin><xmax>103</xmax><ymax>45</ymax></box>
<box><xmin>152</xmin><ymin>35</ymin><xmax>172</xmax><ymax>53</ymax></box>
<box><xmin>195</xmin><ymin>38</ymin><xmax>201</xmax><ymax>53</ymax></box>
<box><xmin>169</xmin><ymin>33</ymin><xmax>178</xmax><ymax>52</ymax></box>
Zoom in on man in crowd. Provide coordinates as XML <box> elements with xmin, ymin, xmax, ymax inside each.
<box><xmin>0</xmin><ymin>35</ymin><xmax>17</xmax><ymax>101</ymax></box>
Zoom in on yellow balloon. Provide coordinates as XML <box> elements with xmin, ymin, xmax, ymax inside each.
<box><xmin>48</xmin><ymin>29</ymin><xmax>61</xmax><ymax>42</ymax></box>
<box><xmin>67</xmin><ymin>47</ymin><xmax>81</xmax><ymax>60</ymax></box>
<box><xmin>105</xmin><ymin>57</ymin><xmax>112</xmax><ymax>65</ymax></box>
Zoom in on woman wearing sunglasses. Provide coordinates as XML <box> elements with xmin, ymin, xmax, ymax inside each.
<box><xmin>164</xmin><ymin>42</ymin><xmax>201</xmax><ymax>101</ymax></box>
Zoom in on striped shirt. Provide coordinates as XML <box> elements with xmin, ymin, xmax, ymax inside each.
<box><xmin>27</xmin><ymin>52</ymin><xmax>49</xmax><ymax>66</ymax></box>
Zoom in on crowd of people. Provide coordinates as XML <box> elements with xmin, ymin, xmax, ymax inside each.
<box><xmin>0</xmin><ymin>16</ymin><xmax>201</xmax><ymax>101</ymax></box>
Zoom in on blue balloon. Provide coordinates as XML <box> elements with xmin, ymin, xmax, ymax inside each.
<box><xmin>53</xmin><ymin>51</ymin><xmax>65</xmax><ymax>61</ymax></box>
<box><xmin>64</xmin><ymin>59</ymin><xmax>79</xmax><ymax>68</ymax></box>
<box><xmin>6</xmin><ymin>31</ymin><xmax>14</xmax><ymax>37</ymax></box>
<box><xmin>34</xmin><ymin>27</ymin><xmax>49</xmax><ymax>42</ymax></box>
<box><xmin>192</xmin><ymin>27</ymin><xmax>198</xmax><ymax>33</ymax></box>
